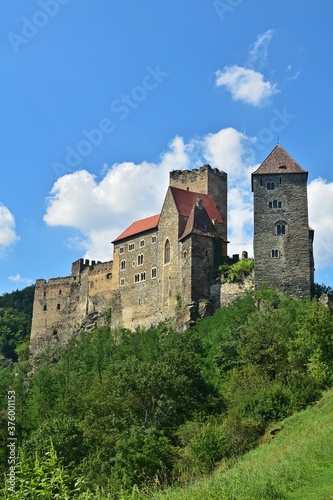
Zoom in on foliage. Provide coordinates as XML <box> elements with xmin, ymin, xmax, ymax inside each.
<box><xmin>218</xmin><ymin>258</ymin><xmax>254</xmax><ymax>284</ymax></box>
<box><xmin>1</xmin><ymin>286</ymin><xmax>333</xmax><ymax>497</ymax></box>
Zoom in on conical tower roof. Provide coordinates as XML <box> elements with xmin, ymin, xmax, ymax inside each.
<box><xmin>252</xmin><ymin>145</ymin><xmax>308</xmax><ymax>176</ymax></box>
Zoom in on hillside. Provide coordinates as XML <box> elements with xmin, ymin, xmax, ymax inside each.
<box><xmin>153</xmin><ymin>388</ymin><xmax>333</xmax><ymax>499</ymax></box>
<box><xmin>1</xmin><ymin>287</ymin><xmax>333</xmax><ymax>498</ymax></box>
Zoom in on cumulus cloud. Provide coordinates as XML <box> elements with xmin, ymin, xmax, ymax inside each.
<box><xmin>44</xmin><ymin>137</ymin><xmax>190</xmax><ymax>261</ymax></box>
<box><xmin>308</xmin><ymin>178</ymin><xmax>333</xmax><ymax>270</ymax></box>
<box><xmin>0</xmin><ymin>204</ymin><xmax>19</xmax><ymax>249</ymax></box>
<box><xmin>215</xmin><ymin>65</ymin><xmax>279</xmax><ymax>107</ymax></box>
<box><xmin>44</xmin><ymin>128</ymin><xmax>258</xmax><ymax>261</ymax></box>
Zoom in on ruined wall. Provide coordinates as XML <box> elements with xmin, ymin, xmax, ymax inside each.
<box><xmin>30</xmin><ymin>259</ymin><xmax>115</xmax><ymax>354</ymax></box>
<box><xmin>253</xmin><ymin>172</ymin><xmax>312</xmax><ymax>298</ymax></box>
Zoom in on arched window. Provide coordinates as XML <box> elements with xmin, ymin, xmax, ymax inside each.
<box><xmin>164</xmin><ymin>239</ymin><xmax>170</xmax><ymax>264</ymax></box>
<box><xmin>271</xmin><ymin>249</ymin><xmax>280</xmax><ymax>258</ymax></box>
<box><xmin>276</xmin><ymin>221</ymin><xmax>287</xmax><ymax>236</ymax></box>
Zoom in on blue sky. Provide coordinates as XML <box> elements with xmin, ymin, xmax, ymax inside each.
<box><xmin>1</xmin><ymin>0</ymin><xmax>333</xmax><ymax>294</ymax></box>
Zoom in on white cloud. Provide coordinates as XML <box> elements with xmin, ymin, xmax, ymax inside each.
<box><xmin>248</xmin><ymin>29</ymin><xmax>275</xmax><ymax>68</ymax></box>
<box><xmin>215</xmin><ymin>65</ymin><xmax>279</xmax><ymax>107</ymax></box>
<box><xmin>8</xmin><ymin>274</ymin><xmax>33</xmax><ymax>286</ymax></box>
<box><xmin>0</xmin><ymin>204</ymin><xmax>19</xmax><ymax>248</ymax></box>
<box><xmin>308</xmin><ymin>178</ymin><xmax>333</xmax><ymax>270</ymax></box>
<box><xmin>44</xmin><ymin>137</ymin><xmax>190</xmax><ymax>261</ymax></box>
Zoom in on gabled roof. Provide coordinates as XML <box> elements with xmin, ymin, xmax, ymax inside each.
<box><xmin>180</xmin><ymin>202</ymin><xmax>217</xmax><ymax>240</ymax></box>
<box><xmin>170</xmin><ymin>186</ymin><xmax>223</xmax><ymax>223</ymax></box>
<box><xmin>112</xmin><ymin>214</ymin><xmax>160</xmax><ymax>243</ymax></box>
<box><xmin>252</xmin><ymin>145</ymin><xmax>308</xmax><ymax>176</ymax></box>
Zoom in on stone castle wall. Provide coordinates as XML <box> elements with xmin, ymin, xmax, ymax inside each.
<box><xmin>253</xmin><ymin>172</ymin><xmax>312</xmax><ymax>298</ymax></box>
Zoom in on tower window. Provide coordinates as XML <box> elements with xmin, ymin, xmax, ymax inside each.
<box><xmin>137</xmin><ymin>254</ymin><xmax>144</xmax><ymax>266</ymax></box>
<box><xmin>140</xmin><ymin>239</ymin><xmax>145</xmax><ymax>247</ymax></box>
<box><xmin>164</xmin><ymin>239</ymin><xmax>171</xmax><ymax>264</ymax></box>
<box><xmin>152</xmin><ymin>234</ymin><xmax>157</xmax><ymax>244</ymax></box>
<box><xmin>120</xmin><ymin>278</ymin><xmax>125</xmax><ymax>286</ymax></box>
<box><xmin>151</xmin><ymin>267</ymin><xmax>157</xmax><ymax>279</ymax></box>
<box><xmin>276</xmin><ymin>224</ymin><xmax>286</xmax><ymax>235</ymax></box>
<box><xmin>43</xmin><ymin>305</ymin><xmax>47</xmax><ymax>311</ymax></box>
<box><xmin>128</xmin><ymin>242</ymin><xmax>135</xmax><ymax>251</ymax></box>
<box><xmin>119</xmin><ymin>246</ymin><xmax>124</xmax><ymax>254</ymax></box>
<box><xmin>120</xmin><ymin>260</ymin><xmax>126</xmax><ymax>270</ymax></box>
<box><xmin>267</xmin><ymin>182</ymin><xmax>275</xmax><ymax>190</ymax></box>
<box><xmin>271</xmin><ymin>249</ymin><xmax>280</xmax><ymax>258</ymax></box>
<box><xmin>260</xmin><ymin>178</ymin><xmax>263</xmax><ymax>186</ymax></box>
<box><xmin>57</xmin><ymin>304</ymin><xmax>61</xmax><ymax>310</ymax></box>
<box><xmin>134</xmin><ymin>274</ymin><xmax>140</xmax><ymax>283</ymax></box>
<box><xmin>141</xmin><ymin>272</ymin><xmax>146</xmax><ymax>281</ymax></box>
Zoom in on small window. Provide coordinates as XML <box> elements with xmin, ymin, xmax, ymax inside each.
<box><xmin>164</xmin><ymin>239</ymin><xmax>171</xmax><ymax>264</ymax></box>
<box><xmin>129</xmin><ymin>242</ymin><xmax>135</xmax><ymax>251</ymax></box>
<box><xmin>183</xmin><ymin>251</ymin><xmax>187</xmax><ymax>258</ymax></box>
<box><xmin>120</xmin><ymin>278</ymin><xmax>125</xmax><ymax>286</ymax></box>
<box><xmin>120</xmin><ymin>260</ymin><xmax>126</xmax><ymax>271</ymax></box>
<box><xmin>268</xmin><ymin>201</ymin><xmax>273</xmax><ymax>209</ymax></box>
<box><xmin>43</xmin><ymin>305</ymin><xmax>47</xmax><ymax>311</ymax></box>
<box><xmin>271</xmin><ymin>249</ymin><xmax>280</xmax><ymax>258</ymax></box>
<box><xmin>273</xmin><ymin>200</ymin><xmax>277</xmax><ymax>208</ymax></box>
<box><xmin>279</xmin><ymin>165</ymin><xmax>287</xmax><ymax>169</ymax></box>
<box><xmin>152</xmin><ymin>234</ymin><xmax>157</xmax><ymax>244</ymax></box>
<box><xmin>43</xmin><ymin>291</ymin><xmax>47</xmax><ymax>298</ymax></box>
<box><xmin>119</xmin><ymin>246</ymin><xmax>124</xmax><ymax>254</ymax></box>
<box><xmin>132</xmin><ymin>261</ymin><xmax>136</xmax><ymax>267</ymax></box>
<box><xmin>106</xmin><ymin>273</ymin><xmax>112</xmax><ymax>279</ymax></box>
<box><xmin>277</xmin><ymin>224</ymin><xmax>286</xmax><ymax>235</ymax></box>
<box><xmin>57</xmin><ymin>304</ymin><xmax>61</xmax><ymax>310</ymax></box>
<box><xmin>137</xmin><ymin>254</ymin><xmax>144</xmax><ymax>266</ymax></box>
<box><xmin>140</xmin><ymin>239</ymin><xmax>145</xmax><ymax>247</ymax></box>
<box><xmin>58</xmin><ymin>290</ymin><xmax>62</xmax><ymax>295</ymax></box>
<box><xmin>267</xmin><ymin>182</ymin><xmax>275</xmax><ymax>190</ymax></box>
<box><xmin>279</xmin><ymin>177</ymin><xmax>282</xmax><ymax>184</ymax></box>
<box><xmin>151</xmin><ymin>267</ymin><xmax>157</xmax><ymax>279</ymax></box>
<box><xmin>278</xmin><ymin>201</ymin><xmax>282</xmax><ymax>208</ymax></box>
<box><xmin>141</xmin><ymin>272</ymin><xmax>146</xmax><ymax>281</ymax></box>
<box><xmin>90</xmin><ymin>281</ymin><xmax>94</xmax><ymax>288</ymax></box>
<box><xmin>138</xmin><ymin>298</ymin><xmax>141</xmax><ymax>306</ymax></box>
<box><xmin>260</xmin><ymin>178</ymin><xmax>263</xmax><ymax>186</ymax></box>
<box><xmin>134</xmin><ymin>274</ymin><xmax>140</xmax><ymax>283</ymax></box>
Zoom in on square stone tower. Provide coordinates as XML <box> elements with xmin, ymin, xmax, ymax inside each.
<box><xmin>252</xmin><ymin>145</ymin><xmax>314</xmax><ymax>298</ymax></box>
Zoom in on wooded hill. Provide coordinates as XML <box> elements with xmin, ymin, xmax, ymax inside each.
<box><xmin>0</xmin><ymin>284</ymin><xmax>333</xmax><ymax>498</ymax></box>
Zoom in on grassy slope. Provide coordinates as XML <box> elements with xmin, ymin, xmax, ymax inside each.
<box><xmin>153</xmin><ymin>389</ymin><xmax>333</xmax><ymax>500</ymax></box>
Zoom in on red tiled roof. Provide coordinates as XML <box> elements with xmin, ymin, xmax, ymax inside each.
<box><xmin>112</xmin><ymin>214</ymin><xmax>160</xmax><ymax>243</ymax></box>
<box><xmin>170</xmin><ymin>186</ymin><xmax>223</xmax><ymax>223</ymax></box>
<box><xmin>252</xmin><ymin>145</ymin><xmax>308</xmax><ymax>176</ymax></box>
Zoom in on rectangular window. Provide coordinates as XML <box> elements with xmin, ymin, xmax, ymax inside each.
<box><xmin>120</xmin><ymin>260</ymin><xmax>126</xmax><ymax>270</ymax></box>
<box><xmin>137</xmin><ymin>254</ymin><xmax>144</xmax><ymax>266</ymax></box>
<box><xmin>119</xmin><ymin>246</ymin><xmax>124</xmax><ymax>254</ymax></box>
<box><xmin>273</xmin><ymin>200</ymin><xmax>277</xmax><ymax>208</ymax></box>
<box><xmin>120</xmin><ymin>278</ymin><xmax>125</xmax><ymax>286</ymax></box>
<box><xmin>151</xmin><ymin>267</ymin><xmax>157</xmax><ymax>279</ymax></box>
<box><xmin>268</xmin><ymin>202</ymin><xmax>273</xmax><ymax>208</ymax></box>
<box><xmin>152</xmin><ymin>234</ymin><xmax>157</xmax><ymax>244</ymax></box>
<box><xmin>141</xmin><ymin>272</ymin><xmax>146</xmax><ymax>281</ymax></box>
<box><xmin>278</xmin><ymin>201</ymin><xmax>282</xmax><ymax>208</ymax></box>
<box><xmin>129</xmin><ymin>242</ymin><xmax>135</xmax><ymax>251</ymax></box>
<box><xmin>134</xmin><ymin>274</ymin><xmax>140</xmax><ymax>283</ymax></box>
<box><xmin>140</xmin><ymin>239</ymin><xmax>145</xmax><ymax>247</ymax></box>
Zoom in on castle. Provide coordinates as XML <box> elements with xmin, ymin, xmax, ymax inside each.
<box><xmin>30</xmin><ymin>145</ymin><xmax>315</xmax><ymax>353</ymax></box>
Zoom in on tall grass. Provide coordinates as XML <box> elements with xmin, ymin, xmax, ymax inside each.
<box><xmin>153</xmin><ymin>389</ymin><xmax>333</xmax><ymax>499</ymax></box>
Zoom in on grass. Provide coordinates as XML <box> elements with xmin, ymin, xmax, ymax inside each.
<box><xmin>150</xmin><ymin>389</ymin><xmax>333</xmax><ymax>499</ymax></box>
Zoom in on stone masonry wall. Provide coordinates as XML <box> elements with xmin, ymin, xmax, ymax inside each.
<box><xmin>253</xmin><ymin>172</ymin><xmax>311</xmax><ymax>297</ymax></box>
